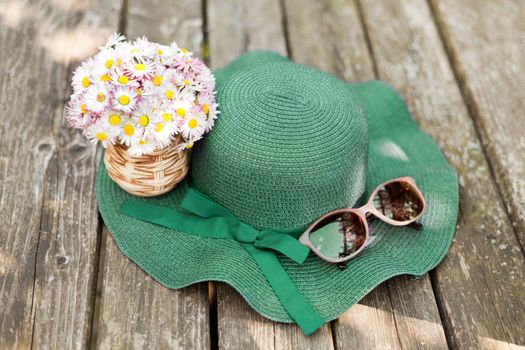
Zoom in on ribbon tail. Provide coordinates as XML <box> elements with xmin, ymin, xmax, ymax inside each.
<box><xmin>243</xmin><ymin>245</ymin><xmax>324</xmax><ymax>336</ymax></box>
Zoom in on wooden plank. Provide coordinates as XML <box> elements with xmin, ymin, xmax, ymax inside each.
<box><xmin>94</xmin><ymin>229</ymin><xmax>210</xmax><ymax>349</ymax></box>
<box><xmin>358</xmin><ymin>0</ymin><xmax>525</xmax><ymax>348</ymax></box>
<box><xmin>207</xmin><ymin>0</ymin><xmax>334</xmax><ymax>348</ymax></box>
<box><xmin>0</xmin><ymin>0</ymin><xmax>119</xmax><ymax>348</ymax></box>
<box><xmin>93</xmin><ymin>0</ymin><xmax>211</xmax><ymax>349</ymax></box>
<box><xmin>430</xmin><ymin>0</ymin><xmax>525</xmax><ymax>250</ymax></box>
<box><xmin>283</xmin><ymin>0</ymin><xmax>449</xmax><ymax>348</ymax></box>
<box><xmin>216</xmin><ymin>284</ymin><xmax>334</xmax><ymax>350</ymax></box>
<box><xmin>207</xmin><ymin>0</ymin><xmax>287</xmax><ymax>68</ymax></box>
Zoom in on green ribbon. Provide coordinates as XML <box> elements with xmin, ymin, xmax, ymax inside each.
<box><xmin>120</xmin><ymin>188</ymin><xmax>325</xmax><ymax>335</ymax></box>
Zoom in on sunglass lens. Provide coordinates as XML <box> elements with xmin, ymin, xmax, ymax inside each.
<box><xmin>372</xmin><ymin>180</ymin><xmax>424</xmax><ymax>222</ymax></box>
<box><xmin>309</xmin><ymin>211</ymin><xmax>367</xmax><ymax>261</ymax></box>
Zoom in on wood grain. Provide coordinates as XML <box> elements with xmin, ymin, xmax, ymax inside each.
<box><xmin>431</xmin><ymin>0</ymin><xmax>525</xmax><ymax>250</ymax></box>
<box><xmin>94</xmin><ymin>229</ymin><xmax>210</xmax><ymax>349</ymax></box>
<box><xmin>92</xmin><ymin>0</ymin><xmax>211</xmax><ymax>349</ymax></box>
<box><xmin>283</xmin><ymin>0</ymin><xmax>448</xmax><ymax>348</ymax></box>
<box><xmin>359</xmin><ymin>0</ymin><xmax>525</xmax><ymax>348</ymax></box>
<box><xmin>207</xmin><ymin>0</ymin><xmax>287</xmax><ymax>68</ymax></box>
<box><xmin>0</xmin><ymin>0</ymin><xmax>118</xmax><ymax>348</ymax></box>
<box><xmin>207</xmin><ymin>0</ymin><xmax>334</xmax><ymax>348</ymax></box>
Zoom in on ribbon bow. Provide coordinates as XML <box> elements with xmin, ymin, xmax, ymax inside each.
<box><xmin>120</xmin><ymin>188</ymin><xmax>324</xmax><ymax>335</ymax></box>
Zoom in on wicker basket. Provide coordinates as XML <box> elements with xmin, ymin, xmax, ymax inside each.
<box><xmin>104</xmin><ymin>139</ymin><xmax>189</xmax><ymax>197</ymax></box>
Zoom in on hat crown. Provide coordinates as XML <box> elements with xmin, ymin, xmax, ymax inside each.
<box><xmin>191</xmin><ymin>58</ymin><xmax>368</xmax><ymax>230</ymax></box>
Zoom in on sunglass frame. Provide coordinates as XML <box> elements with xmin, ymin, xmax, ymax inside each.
<box><xmin>298</xmin><ymin>176</ymin><xmax>427</xmax><ymax>264</ymax></box>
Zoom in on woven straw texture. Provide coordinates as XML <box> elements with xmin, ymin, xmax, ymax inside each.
<box><xmin>104</xmin><ymin>140</ymin><xmax>189</xmax><ymax>197</ymax></box>
<box><xmin>96</xmin><ymin>51</ymin><xmax>458</xmax><ymax>323</ymax></box>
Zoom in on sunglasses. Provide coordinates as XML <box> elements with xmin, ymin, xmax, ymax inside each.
<box><xmin>299</xmin><ymin>177</ymin><xmax>426</xmax><ymax>267</ymax></box>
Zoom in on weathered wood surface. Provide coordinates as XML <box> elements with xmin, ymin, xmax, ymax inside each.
<box><xmin>431</xmin><ymin>0</ymin><xmax>525</xmax><ymax>251</ymax></box>
<box><xmin>93</xmin><ymin>0</ymin><xmax>211</xmax><ymax>349</ymax></box>
<box><xmin>207</xmin><ymin>0</ymin><xmax>335</xmax><ymax>348</ymax></box>
<box><xmin>0</xmin><ymin>0</ymin><xmax>117</xmax><ymax>348</ymax></box>
<box><xmin>94</xmin><ymin>229</ymin><xmax>210</xmax><ymax>349</ymax></box>
<box><xmin>358</xmin><ymin>0</ymin><xmax>525</xmax><ymax>348</ymax></box>
<box><xmin>207</xmin><ymin>0</ymin><xmax>287</xmax><ymax>68</ymax></box>
<box><xmin>283</xmin><ymin>0</ymin><xmax>449</xmax><ymax>348</ymax></box>
<box><xmin>1</xmin><ymin>0</ymin><xmax>525</xmax><ymax>349</ymax></box>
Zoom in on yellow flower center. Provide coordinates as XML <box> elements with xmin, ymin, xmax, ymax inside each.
<box><xmin>153</xmin><ymin>76</ymin><xmax>162</xmax><ymax>86</ymax></box>
<box><xmin>134</xmin><ymin>63</ymin><xmax>146</xmax><ymax>71</ymax></box>
<box><xmin>139</xmin><ymin>139</ymin><xmax>146</xmax><ymax>145</ymax></box>
<box><xmin>136</xmin><ymin>88</ymin><xmax>142</xmax><ymax>95</ymax></box>
<box><xmin>81</xmin><ymin>76</ymin><xmax>90</xmax><ymax>88</ymax></box>
<box><xmin>80</xmin><ymin>104</ymin><xmax>87</xmax><ymax>114</ymax></box>
<box><xmin>157</xmin><ymin>49</ymin><xmax>163</xmax><ymax>55</ymax></box>
<box><xmin>118</xmin><ymin>95</ymin><xmax>130</xmax><ymax>105</ymax></box>
<box><xmin>139</xmin><ymin>115</ymin><xmax>149</xmax><ymax>126</ymax></box>
<box><xmin>116</xmin><ymin>58</ymin><xmax>122</xmax><ymax>65</ymax></box>
<box><xmin>165</xmin><ymin>90</ymin><xmax>174</xmax><ymax>100</ymax></box>
<box><xmin>185</xmin><ymin>142</ymin><xmax>194</xmax><ymax>149</ymax></box>
<box><xmin>118</xmin><ymin>75</ymin><xmax>129</xmax><ymax>84</ymax></box>
<box><xmin>202</xmin><ymin>103</ymin><xmax>209</xmax><ymax>114</ymax></box>
<box><xmin>96</xmin><ymin>132</ymin><xmax>107</xmax><ymax>141</ymax></box>
<box><xmin>109</xmin><ymin>114</ymin><xmax>121</xmax><ymax>125</ymax></box>
<box><xmin>181</xmin><ymin>48</ymin><xmax>188</xmax><ymax>53</ymax></box>
<box><xmin>183</xmin><ymin>79</ymin><xmax>190</xmax><ymax>85</ymax></box>
<box><xmin>155</xmin><ymin>123</ymin><xmax>163</xmax><ymax>132</ymax></box>
<box><xmin>105</xmin><ymin>59</ymin><xmax>113</xmax><ymax>69</ymax></box>
<box><xmin>188</xmin><ymin>118</ymin><xmax>198</xmax><ymax>129</ymax></box>
<box><xmin>96</xmin><ymin>92</ymin><xmax>106</xmax><ymax>102</ymax></box>
<box><xmin>123</xmin><ymin>123</ymin><xmax>134</xmax><ymax>136</ymax></box>
<box><xmin>176</xmin><ymin>108</ymin><xmax>186</xmax><ymax>117</ymax></box>
<box><xmin>162</xmin><ymin>113</ymin><xmax>172</xmax><ymax>122</ymax></box>
<box><xmin>101</xmin><ymin>74</ymin><xmax>111</xmax><ymax>82</ymax></box>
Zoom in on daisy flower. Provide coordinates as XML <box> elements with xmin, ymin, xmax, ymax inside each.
<box><xmin>154</xmin><ymin>44</ymin><xmax>177</xmax><ymax>64</ymax></box>
<box><xmin>128</xmin><ymin>136</ymin><xmax>157</xmax><ymax>156</ymax></box>
<box><xmin>198</xmin><ymin>92</ymin><xmax>220</xmax><ymax>131</ymax></box>
<box><xmin>198</xmin><ymin>68</ymin><xmax>216</xmax><ymax>92</ymax></box>
<box><xmin>123</xmin><ymin>58</ymin><xmax>156</xmax><ymax>80</ymax></box>
<box><xmin>131</xmin><ymin>101</ymin><xmax>155</xmax><ymax>129</ymax></box>
<box><xmin>113</xmin><ymin>85</ymin><xmax>139</xmax><ymax>113</ymax></box>
<box><xmin>156</xmin><ymin>103</ymin><xmax>176</xmax><ymax>124</ymax></box>
<box><xmin>84</xmin><ymin>120</ymin><xmax>119</xmax><ymax>147</ymax></box>
<box><xmin>71</xmin><ymin>61</ymin><xmax>93</xmax><ymax>93</ymax></box>
<box><xmin>142</xmin><ymin>66</ymin><xmax>170</xmax><ymax>93</ymax></box>
<box><xmin>109</xmin><ymin>66</ymin><xmax>140</xmax><ymax>87</ymax></box>
<box><xmin>172</xmin><ymin>98</ymin><xmax>194</xmax><ymax>120</ymax></box>
<box><xmin>175</xmin><ymin>136</ymin><xmax>202</xmax><ymax>152</ymax></box>
<box><xmin>94</xmin><ymin>48</ymin><xmax>117</xmax><ymax>73</ymax></box>
<box><xmin>90</xmin><ymin>63</ymin><xmax>113</xmax><ymax>84</ymax></box>
<box><xmin>119</xmin><ymin>117</ymin><xmax>139</xmax><ymax>146</ymax></box>
<box><xmin>102</xmin><ymin>109</ymin><xmax>125</xmax><ymax>128</ymax></box>
<box><xmin>160</xmin><ymin>83</ymin><xmax>180</xmax><ymax>102</ymax></box>
<box><xmin>177</xmin><ymin>46</ymin><xmax>193</xmax><ymax>59</ymax></box>
<box><xmin>174</xmin><ymin>56</ymin><xmax>206</xmax><ymax>76</ymax></box>
<box><xmin>102</xmin><ymin>33</ymin><xmax>126</xmax><ymax>49</ymax></box>
<box><xmin>172</xmin><ymin>70</ymin><xmax>195</xmax><ymax>90</ymax></box>
<box><xmin>85</xmin><ymin>83</ymin><xmax>110</xmax><ymax>114</ymax></box>
<box><xmin>113</xmin><ymin>42</ymin><xmax>133</xmax><ymax>66</ymax></box>
<box><xmin>150</xmin><ymin>116</ymin><xmax>175</xmax><ymax>148</ymax></box>
<box><xmin>129</xmin><ymin>36</ymin><xmax>156</xmax><ymax>60</ymax></box>
<box><xmin>66</xmin><ymin>95</ymin><xmax>94</xmax><ymax>129</ymax></box>
<box><xmin>180</xmin><ymin>108</ymin><xmax>206</xmax><ymax>140</ymax></box>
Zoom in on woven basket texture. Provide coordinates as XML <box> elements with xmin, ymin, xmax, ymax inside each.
<box><xmin>104</xmin><ymin>140</ymin><xmax>189</xmax><ymax>197</ymax></box>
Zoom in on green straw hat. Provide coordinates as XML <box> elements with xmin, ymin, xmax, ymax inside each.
<box><xmin>96</xmin><ymin>51</ymin><xmax>458</xmax><ymax>335</ymax></box>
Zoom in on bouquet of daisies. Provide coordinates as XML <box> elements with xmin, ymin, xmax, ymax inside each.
<box><xmin>66</xmin><ymin>33</ymin><xmax>218</xmax><ymax>156</ymax></box>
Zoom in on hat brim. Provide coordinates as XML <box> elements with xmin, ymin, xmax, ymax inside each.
<box><xmin>96</xmin><ymin>52</ymin><xmax>458</xmax><ymax>323</ymax></box>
